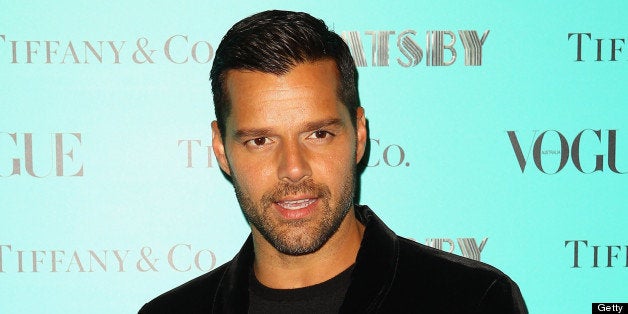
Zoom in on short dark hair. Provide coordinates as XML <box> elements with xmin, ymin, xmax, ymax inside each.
<box><xmin>210</xmin><ymin>10</ymin><xmax>359</xmax><ymax>136</ymax></box>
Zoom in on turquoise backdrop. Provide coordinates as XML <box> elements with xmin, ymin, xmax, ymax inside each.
<box><xmin>1</xmin><ymin>1</ymin><xmax>626</xmax><ymax>313</ymax></box>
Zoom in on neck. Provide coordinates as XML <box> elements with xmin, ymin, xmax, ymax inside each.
<box><xmin>251</xmin><ymin>206</ymin><xmax>365</xmax><ymax>289</ymax></box>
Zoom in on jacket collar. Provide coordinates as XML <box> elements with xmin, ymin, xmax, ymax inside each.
<box><xmin>212</xmin><ymin>205</ymin><xmax>399</xmax><ymax>313</ymax></box>
<box><xmin>340</xmin><ymin>205</ymin><xmax>399</xmax><ymax>313</ymax></box>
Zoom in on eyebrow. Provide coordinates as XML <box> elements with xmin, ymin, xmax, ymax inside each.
<box><xmin>304</xmin><ymin>118</ymin><xmax>344</xmax><ymax>132</ymax></box>
<box><xmin>233</xmin><ymin>118</ymin><xmax>345</xmax><ymax>140</ymax></box>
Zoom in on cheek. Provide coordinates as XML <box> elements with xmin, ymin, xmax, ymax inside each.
<box><xmin>229</xmin><ymin>154</ymin><xmax>275</xmax><ymax>190</ymax></box>
<box><xmin>313</xmin><ymin>148</ymin><xmax>354</xmax><ymax>179</ymax></box>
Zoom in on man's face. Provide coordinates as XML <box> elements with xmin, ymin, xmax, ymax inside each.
<box><xmin>212</xmin><ymin>60</ymin><xmax>366</xmax><ymax>256</ymax></box>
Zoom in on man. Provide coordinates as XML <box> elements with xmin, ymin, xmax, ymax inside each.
<box><xmin>140</xmin><ymin>10</ymin><xmax>527</xmax><ymax>313</ymax></box>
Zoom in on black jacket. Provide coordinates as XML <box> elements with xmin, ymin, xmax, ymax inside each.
<box><xmin>140</xmin><ymin>205</ymin><xmax>528</xmax><ymax>313</ymax></box>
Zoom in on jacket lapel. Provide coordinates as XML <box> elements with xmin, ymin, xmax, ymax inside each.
<box><xmin>212</xmin><ymin>235</ymin><xmax>254</xmax><ymax>314</ymax></box>
<box><xmin>340</xmin><ymin>206</ymin><xmax>399</xmax><ymax>313</ymax></box>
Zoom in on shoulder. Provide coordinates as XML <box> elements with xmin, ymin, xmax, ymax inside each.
<box><xmin>138</xmin><ymin>262</ymin><xmax>231</xmax><ymax>314</ymax></box>
<box><xmin>388</xmin><ymin>237</ymin><xmax>527</xmax><ymax>313</ymax></box>
<box><xmin>396</xmin><ymin>236</ymin><xmax>507</xmax><ymax>283</ymax></box>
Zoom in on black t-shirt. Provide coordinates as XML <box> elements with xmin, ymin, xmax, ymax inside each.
<box><xmin>248</xmin><ymin>265</ymin><xmax>354</xmax><ymax>314</ymax></box>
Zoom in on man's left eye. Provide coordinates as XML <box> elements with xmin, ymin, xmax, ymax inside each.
<box><xmin>308</xmin><ymin>130</ymin><xmax>332</xmax><ymax>139</ymax></box>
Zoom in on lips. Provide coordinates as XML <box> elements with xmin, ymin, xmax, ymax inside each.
<box><xmin>274</xmin><ymin>197</ymin><xmax>318</xmax><ymax>220</ymax></box>
<box><xmin>276</xmin><ymin>198</ymin><xmax>316</xmax><ymax>210</ymax></box>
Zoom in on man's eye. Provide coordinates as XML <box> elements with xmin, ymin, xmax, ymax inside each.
<box><xmin>246</xmin><ymin>137</ymin><xmax>270</xmax><ymax>147</ymax></box>
<box><xmin>308</xmin><ymin>130</ymin><xmax>333</xmax><ymax>139</ymax></box>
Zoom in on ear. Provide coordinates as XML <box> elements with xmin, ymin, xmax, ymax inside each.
<box><xmin>211</xmin><ymin>121</ymin><xmax>231</xmax><ymax>176</ymax></box>
<box><xmin>355</xmin><ymin>107</ymin><xmax>367</xmax><ymax>163</ymax></box>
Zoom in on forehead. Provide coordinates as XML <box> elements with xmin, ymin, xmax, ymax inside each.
<box><xmin>225</xmin><ymin>60</ymin><xmax>339</xmax><ymax>103</ymax></box>
<box><xmin>223</xmin><ymin>60</ymin><xmax>344</xmax><ymax>129</ymax></box>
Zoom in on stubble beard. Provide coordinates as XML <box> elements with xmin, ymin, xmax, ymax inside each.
<box><xmin>232</xmin><ymin>167</ymin><xmax>356</xmax><ymax>256</ymax></box>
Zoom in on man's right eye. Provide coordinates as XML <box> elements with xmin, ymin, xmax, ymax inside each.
<box><xmin>245</xmin><ymin>137</ymin><xmax>271</xmax><ymax>148</ymax></box>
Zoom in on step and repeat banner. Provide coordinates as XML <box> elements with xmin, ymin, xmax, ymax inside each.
<box><xmin>1</xmin><ymin>1</ymin><xmax>626</xmax><ymax>313</ymax></box>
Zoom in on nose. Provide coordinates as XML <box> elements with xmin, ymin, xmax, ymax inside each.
<box><xmin>277</xmin><ymin>140</ymin><xmax>312</xmax><ymax>183</ymax></box>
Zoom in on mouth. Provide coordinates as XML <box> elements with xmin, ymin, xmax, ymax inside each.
<box><xmin>273</xmin><ymin>197</ymin><xmax>319</xmax><ymax>220</ymax></box>
<box><xmin>275</xmin><ymin>198</ymin><xmax>317</xmax><ymax>210</ymax></box>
